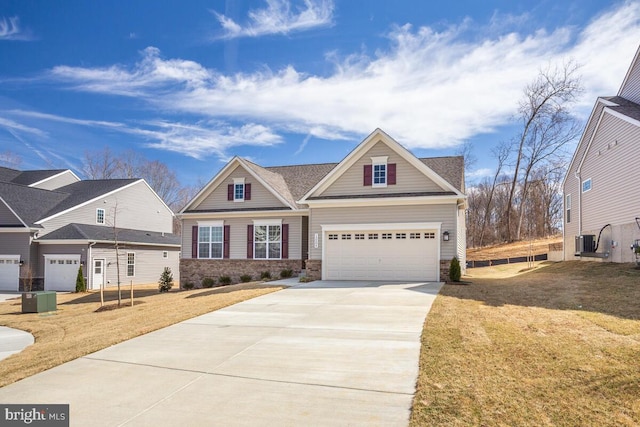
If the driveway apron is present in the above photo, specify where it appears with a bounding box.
[0,280,441,426]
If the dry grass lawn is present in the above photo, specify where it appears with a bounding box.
[411,261,640,426]
[0,283,283,388]
[467,235,562,261]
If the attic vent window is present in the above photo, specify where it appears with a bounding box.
[582,178,592,193]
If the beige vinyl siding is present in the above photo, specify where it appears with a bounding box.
[308,204,457,260]
[31,171,79,190]
[620,57,640,104]
[182,215,304,260]
[457,206,466,268]
[0,232,30,265]
[37,243,87,278]
[0,201,22,225]
[38,181,173,236]
[319,141,444,197]
[194,165,287,211]
[90,244,180,287]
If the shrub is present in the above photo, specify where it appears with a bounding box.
[449,257,461,282]
[201,277,216,288]
[280,269,293,278]
[260,271,272,280]
[75,265,86,293]
[158,267,174,292]
[219,275,232,285]
[182,281,195,290]
[239,274,252,283]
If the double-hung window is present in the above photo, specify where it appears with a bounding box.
[371,156,388,187]
[198,223,224,259]
[96,208,105,224]
[126,252,135,277]
[254,223,281,259]
[234,178,245,202]
[566,194,571,223]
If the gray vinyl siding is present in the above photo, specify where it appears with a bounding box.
[563,100,607,260]
[308,204,458,260]
[37,243,87,278]
[564,111,640,260]
[31,171,79,190]
[90,244,180,287]
[194,165,287,211]
[181,215,303,260]
[620,56,640,104]
[319,141,443,197]
[38,181,173,236]
[0,232,30,265]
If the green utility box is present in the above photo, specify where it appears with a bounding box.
[22,291,57,313]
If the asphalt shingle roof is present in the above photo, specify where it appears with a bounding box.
[602,96,640,122]
[38,223,180,246]
[0,182,67,227]
[10,169,69,186]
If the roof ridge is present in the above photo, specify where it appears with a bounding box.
[70,223,90,239]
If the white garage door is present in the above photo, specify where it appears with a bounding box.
[324,229,439,281]
[44,255,81,291]
[0,255,20,291]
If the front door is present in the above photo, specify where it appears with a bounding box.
[92,259,105,290]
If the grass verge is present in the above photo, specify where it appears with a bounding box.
[0,283,283,388]
[411,261,640,426]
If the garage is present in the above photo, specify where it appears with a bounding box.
[44,255,81,291]
[323,225,440,281]
[0,255,20,291]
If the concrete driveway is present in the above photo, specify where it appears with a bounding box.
[0,280,441,426]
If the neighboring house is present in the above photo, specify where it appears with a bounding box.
[563,45,640,262]
[0,166,180,292]
[179,129,466,284]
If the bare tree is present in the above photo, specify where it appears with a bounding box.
[455,141,477,177]
[504,61,582,241]
[83,147,120,179]
[0,150,22,169]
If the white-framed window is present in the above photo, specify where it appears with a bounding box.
[254,223,281,259]
[328,234,338,240]
[96,208,105,224]
[368,233,379,239]
[234,178,245,202]
[355,233,365,240]
[410,232,421,239]
[126,252,135,277]
[424,232,435,239]
[396,233,407,239]
[341,234,352,240]
[198,224,224,259]
[382,233,392,239]
[582,178,592,193]
[371,156,388,187]
[566,194,571,223]
[163,251,169,259]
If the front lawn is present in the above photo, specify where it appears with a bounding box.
[411,261,640,426]
[0,283,283,388]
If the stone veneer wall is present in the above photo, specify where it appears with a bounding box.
[440,259,451,282]
[180,259,304,287]
[305,259,322,280]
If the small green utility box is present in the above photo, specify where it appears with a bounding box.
[22,291,57,313]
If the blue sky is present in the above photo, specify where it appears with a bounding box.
[1,1,640,187]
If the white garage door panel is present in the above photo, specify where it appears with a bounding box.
[44,255,81,291]
[325,230,438,281]
[0,255,20,291]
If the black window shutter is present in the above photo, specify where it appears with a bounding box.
[247,224,254,259]
[227,184,234,201]
[245,183,251,200]
[223,225,230,259]
[363,164,372,186]
[388,163,396,185]
[191,225,198,258]
[282,223,289,259]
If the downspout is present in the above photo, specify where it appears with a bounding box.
[574,169,582,235]
[88,241,96,289]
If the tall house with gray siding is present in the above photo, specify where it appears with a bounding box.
[563,45,640,262]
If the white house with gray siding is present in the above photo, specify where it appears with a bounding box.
[179,128,466,284]
[0,167,179,292]
[563,45,640,262]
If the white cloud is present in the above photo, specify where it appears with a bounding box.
[214,0,334,39]
[0,16,33,41]
[0,117,47,137]
[466,168,494,180]
[44,2,640,157]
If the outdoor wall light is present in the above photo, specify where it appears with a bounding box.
[443,231,450,242]
[19,260,24,266]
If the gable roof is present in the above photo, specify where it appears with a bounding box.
[0,182,68,227]
[0,167,74,187]
[299,128,465,202]
[181,129,465,214]
[37,223,180,246]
